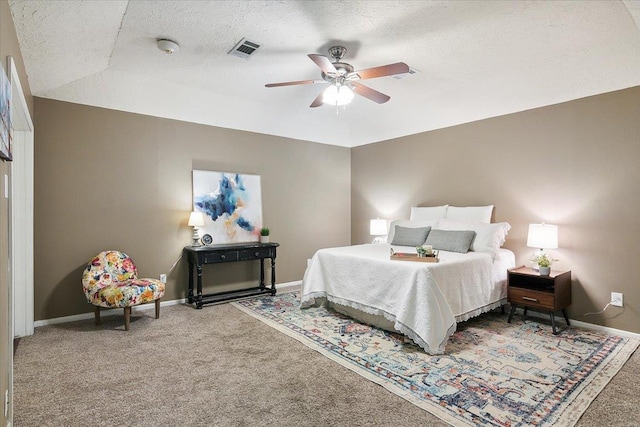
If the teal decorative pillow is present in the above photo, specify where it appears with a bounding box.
[390,226,431,246]
[425,229,476,253]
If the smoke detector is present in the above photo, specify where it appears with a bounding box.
[157,39,180,54]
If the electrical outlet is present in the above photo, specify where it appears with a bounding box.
[160,274,167,283]
[611,292,623,307]
[4,389,8,417]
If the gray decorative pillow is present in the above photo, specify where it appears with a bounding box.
[390,226,431,246]
[425,229,476,253]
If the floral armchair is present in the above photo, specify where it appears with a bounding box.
[82,250,165,330]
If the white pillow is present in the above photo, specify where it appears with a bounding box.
[409,205,448,221]
[437,220,511,258]
[387,220,439,244]
[445,205,494,223]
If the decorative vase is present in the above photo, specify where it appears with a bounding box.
[260,235,269,243]
[539,266,551,276]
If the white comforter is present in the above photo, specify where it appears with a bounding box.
[301,244,514,354]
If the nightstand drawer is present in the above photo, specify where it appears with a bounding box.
[508,287,554,310]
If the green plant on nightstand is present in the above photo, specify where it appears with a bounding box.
[531,252,558,276]
[260,227,270,243]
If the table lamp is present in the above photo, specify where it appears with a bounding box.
[188,211,205,246]
[370,218,387,244]
[527,223,558,268]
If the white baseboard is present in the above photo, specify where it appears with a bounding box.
[276,280,301,292]
[33,281,303,329]
[515,309,640,339]
[33,282,637,339]
[33,298,188,328]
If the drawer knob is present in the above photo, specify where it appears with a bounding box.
[522,296,538,302]
[220,255,226,260]
[255,252,260,257]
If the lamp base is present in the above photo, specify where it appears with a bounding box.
[191,228,201,246]
[371,236,386,244]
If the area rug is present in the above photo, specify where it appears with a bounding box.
[232,292,639,427]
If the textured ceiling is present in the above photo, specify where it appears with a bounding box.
[9,0,640,147]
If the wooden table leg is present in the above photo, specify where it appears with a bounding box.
[188,261,194,304]
[124,306,131,331]
[508,304,517,323]
[562,309,570,326]
[196,264,203,309]
[550,312,558,335]
[270,257,277,295]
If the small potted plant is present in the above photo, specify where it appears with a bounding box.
[260,227,270,243]
[416,245,433,257]
[531,252,557,276]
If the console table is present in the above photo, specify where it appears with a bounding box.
[184,242,279,309]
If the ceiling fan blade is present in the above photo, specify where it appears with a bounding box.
[352,62,410,80]
[308,54,337,74]
[351,82,391,104]
[309,91,325,108]
[265,79,321,88]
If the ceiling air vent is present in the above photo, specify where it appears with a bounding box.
[229,38,261,59]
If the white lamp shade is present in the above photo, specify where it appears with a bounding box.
[527,223,558,249]
[370,219,387,236]
[188,211,205,227]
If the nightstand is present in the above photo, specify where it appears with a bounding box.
[507,266,572,334]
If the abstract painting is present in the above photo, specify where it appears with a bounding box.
[192,170,263,244]
[0,63,11,161]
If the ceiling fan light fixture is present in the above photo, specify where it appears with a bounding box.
[323,84,354,106]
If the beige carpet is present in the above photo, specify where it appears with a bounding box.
[13,302,640,426]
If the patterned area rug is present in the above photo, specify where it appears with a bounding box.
[232,292,639,427]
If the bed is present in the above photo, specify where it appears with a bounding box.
[301,206,515,354]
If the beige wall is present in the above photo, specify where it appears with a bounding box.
[352,86,640,333]
[1,0,33,425]
[31,86,640,334]
[34,98,351,320]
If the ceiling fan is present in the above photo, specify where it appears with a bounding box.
[265,46,410,108]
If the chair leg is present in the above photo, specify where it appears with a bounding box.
[94,306,101,325]
[155,299,161,319]
[124,306,131,331]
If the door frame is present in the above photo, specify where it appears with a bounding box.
[9,56,34,339]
